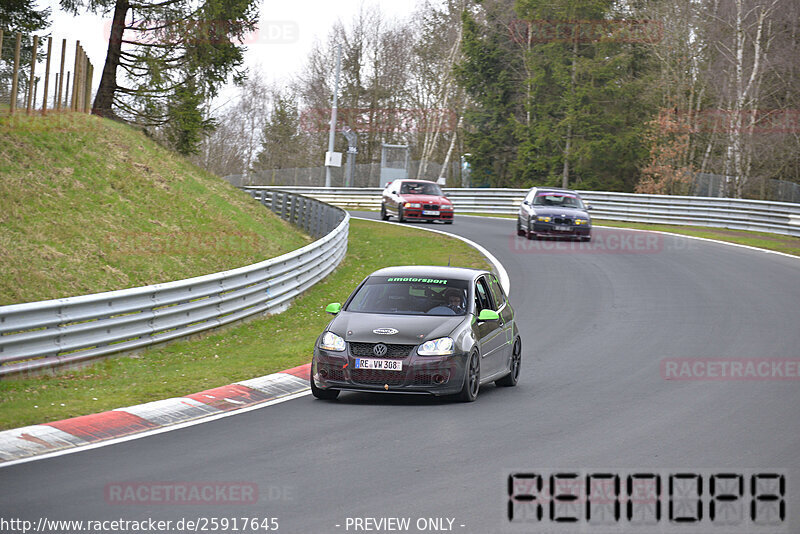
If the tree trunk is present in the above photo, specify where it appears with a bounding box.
[92,0,129,118]
[562,38,578,189]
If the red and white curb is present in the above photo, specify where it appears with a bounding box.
[0,364,311,465]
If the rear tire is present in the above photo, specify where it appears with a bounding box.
[311,376,340,400]
[458,351,480,402]
[380,203,389,221]
[496,338,521,387]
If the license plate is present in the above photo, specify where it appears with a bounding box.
[554,225,571,231]
[422,210,440,215]
[354,358,403,371]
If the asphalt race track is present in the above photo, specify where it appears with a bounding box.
[2,214,799,533]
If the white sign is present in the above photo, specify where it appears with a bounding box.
[325,151,343,167]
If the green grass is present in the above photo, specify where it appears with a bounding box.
[0,112,311,305]
[459,213,800,257]
[0,219,491,430]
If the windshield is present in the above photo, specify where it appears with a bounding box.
[533,192,584,209]
[346,276,469,316]
[399,182,443,196]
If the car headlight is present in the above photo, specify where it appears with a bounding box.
[418,337,454,356]
[320,331,346,352]
[404,202,421,208]
[441,205,453,210]
[575,218,588,225]
[537,216,551,222]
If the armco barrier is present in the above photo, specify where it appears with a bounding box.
[0,191,348,376]
[242,186,800,238]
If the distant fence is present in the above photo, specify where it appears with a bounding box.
[243,186,800,238]
[238,160,462,189]
[694,173,800,204]
[0,192,348,376]
[0,30,95,114]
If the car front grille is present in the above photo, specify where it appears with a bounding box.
[423,204,439,210]
[553,217,572,225]
[349,342,415,358]
[351,369,405,385]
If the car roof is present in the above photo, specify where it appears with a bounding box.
[368,265,488,281]
[391,179,438,185]
[530,187,580,195]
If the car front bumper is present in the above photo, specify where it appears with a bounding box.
[532,222,591,238]
[312,347,467,396]
[402,208,454,221]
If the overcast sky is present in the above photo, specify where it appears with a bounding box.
[35,0,422,106]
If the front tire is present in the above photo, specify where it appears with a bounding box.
[496,338,521,387]
[398,206,406,223]
[311,377,340,400]
[380,203,389,221]
[526,222,538,240]
[517,219,526,236]
[458,351,480,402]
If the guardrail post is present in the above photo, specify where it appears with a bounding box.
[281,194,289,220]
[290,195,298,226]
[315,201,323,237]
[272,192,281,214]
[300,198,309,233]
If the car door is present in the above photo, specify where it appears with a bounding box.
[473,275,505,377]
[487,274,514,370]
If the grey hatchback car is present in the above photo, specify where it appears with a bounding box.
[311,266,521,402]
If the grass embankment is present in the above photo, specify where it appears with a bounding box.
[459,213,800,257]
[0,219,490,430]
[0,112,311,305]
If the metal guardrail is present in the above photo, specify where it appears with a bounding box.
[0,191,348,376]
[243,186,800,238]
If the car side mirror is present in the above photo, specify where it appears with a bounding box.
[325,302,342,315]
[586,204,593,210]
[477,309,500,322]
[522,200,529,206]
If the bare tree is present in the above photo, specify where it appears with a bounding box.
[192,72,272,176]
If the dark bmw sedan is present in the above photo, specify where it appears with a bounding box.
[311,266,521,402]
[517,187,592,241]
